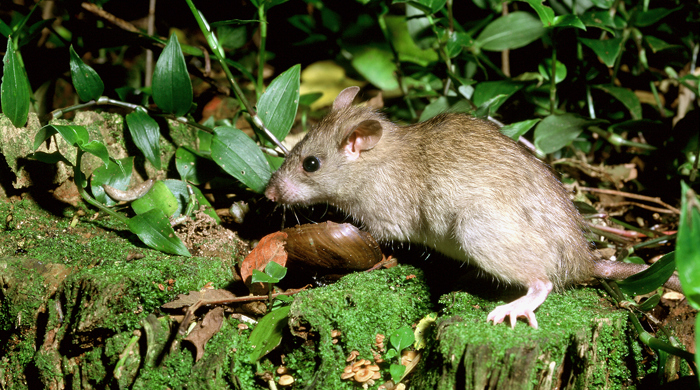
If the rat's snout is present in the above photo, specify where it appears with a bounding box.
[264,182,279,202]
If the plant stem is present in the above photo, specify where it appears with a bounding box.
[257,5,267,98]
[74,149,129,225]
[549,41,557,115]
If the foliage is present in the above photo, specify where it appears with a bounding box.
[0,0,698,385]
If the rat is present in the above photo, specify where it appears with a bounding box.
[265,86,681,329]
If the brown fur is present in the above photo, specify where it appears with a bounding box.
[266,93,595,291]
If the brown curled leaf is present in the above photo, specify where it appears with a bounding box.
[240,231,288,295]
[283,222,382,271]
[184,306,225,362]
[161,288,237,309]
[102,178,155,201]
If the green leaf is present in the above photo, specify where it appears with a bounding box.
[175,146,216,185]
[538,59,567,84]
[633,7,680,28]
[418,96,449,122]
[386,14,438,66]
[90,157,134,206]
[41,124,89,146]
[351,45,399,90]
[475,12,546,52]
[676,183,700,310]
[579,10,616,34]
[533,114,601,154]
[475,94,510,117]
[265,261,287,280]
[256,64,301,146]
[1,37,31,128]
[29,151,73,166]
[644,36,679,53]
[299,92,323,107]
[594,85,642,120]
[445,31,475,58]
[126,108,162,169]
[33,125,59,150]
[521,0,555,27]
[389,326,415,352]
[131,180,179,217]
[252,269,279,284]
[127,208,191,257]
[552,14,586,30]
[163,179,220,223]
[152,33,193,116]
[390,364,407,383]
[248,306,291,362]
[395,0,447,15]
[500,119,540,140]
[80,140,110,168]
[211,127,271,193]
[579,37,622,67]
[473,80,523,108]
[69,45,104,102]
[618,252,676,296]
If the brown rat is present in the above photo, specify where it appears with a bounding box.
[265,86,680,329]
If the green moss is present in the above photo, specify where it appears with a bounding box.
[286,265,433,388]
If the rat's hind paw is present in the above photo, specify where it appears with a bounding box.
[486,279,553,329]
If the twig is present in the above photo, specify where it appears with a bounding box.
[579,187,680,214]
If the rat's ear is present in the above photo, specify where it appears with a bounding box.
[341,120,383,160]
[332,86,361,110]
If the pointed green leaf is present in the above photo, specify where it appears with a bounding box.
[500,119,541,140]
[29,151,74,166]
[633,7,680,28]
[594,85,642,120]
[475,94,510,117]
[676,182,700,310]
[475,12,546,52]
[69,45,104,102]
[211,126,271,193]
[256,64,301,145]
[579,37,622,67]
[42,124,89,146]
[252,269,280,284]
[153,33,193,116]
[618,252,676,296]
[579,10,616,34]
[175,146,217,185]
[33,125,59,150]
[521,0,555,27]
[351,46,399,91]
[552,14,586,30]
[265,260,287,280]
[131,180,179,216]
[126,108,162,169]
[91,157,134,206]
[163,179,219,223]
[248,306,291,362]
[538,59,567,84]
[473,80,523,108]
[534,114,603,154]
[1,37,31,128]
[80,140,110,168]
[644,36,680,53]
[127,208,191,257]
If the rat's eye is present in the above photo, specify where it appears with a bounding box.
[302,156,321,172]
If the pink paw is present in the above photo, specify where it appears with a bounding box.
[487,303,539,329]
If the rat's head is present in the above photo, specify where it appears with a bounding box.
[265,87,386,206]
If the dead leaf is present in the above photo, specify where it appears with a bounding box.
[161,289,237,309]
[240,231,288,295]
[184,306,225,361]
